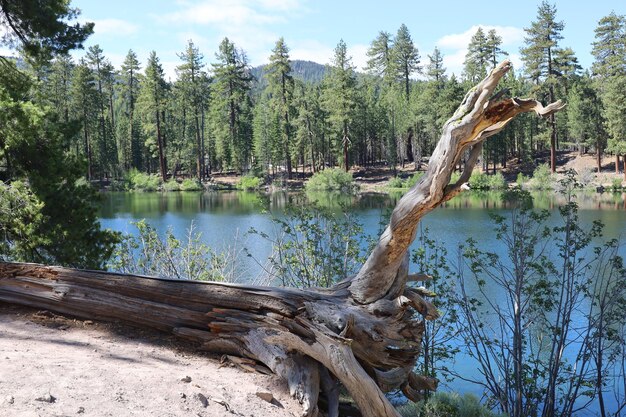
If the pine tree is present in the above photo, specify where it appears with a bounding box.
[464,27,489,82]
[366,31,394,81]
[211,38,253,172]
[70,59,98,179]
[485,29,508,69]
[119,50,141,171]
[567,74,605,170]
[265,37,295,178]
[392,24,420,100]
[138,51,168,181]
[177,40,206,179]
[592,12,626,174]
[520,1,565,172]
[323,39,357,171]
[426,47,446,84]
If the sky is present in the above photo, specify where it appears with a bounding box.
[33,1,626,79]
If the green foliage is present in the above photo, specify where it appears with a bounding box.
[404,171,425,188]
[468,171,490,190]
[126,168,161,191]
[0,0,93,59]
[611,177,624,191]
[454,174,626,416]
[388,176,404,188]
[163,179,180,191]
[305,168,357,192]
[247,204,368,288]
[0,59,118,269]
[180,178,203,191]
[108,220,236,281]
[398,392,504,417]
[0,181,46,261]
[529,163,554,190]
[516,172,529,187]
[488,172,507,190]
[469,171,508,190]
[237,175,263,191]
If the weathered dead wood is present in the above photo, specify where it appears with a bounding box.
[0,60,564,417]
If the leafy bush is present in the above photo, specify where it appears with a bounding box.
[468,171,490,190]
[180,178,203,191]
[488,172,507,190]
[611,177,623,191]
[108,220,240,282]
[305,168,357,192]
[237,175,263,191]
[247,204,369,288]
[404,171,425,188]
[529,163,554,190]
[398,392,504,417]
[516,172,529,187]
[163,179,180,191]
[126,168,161,191]
[109,179,128,191]
[388,176,404,189]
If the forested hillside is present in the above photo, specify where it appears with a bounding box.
[1,3,625,187]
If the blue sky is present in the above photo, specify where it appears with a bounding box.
[61,1,625,79]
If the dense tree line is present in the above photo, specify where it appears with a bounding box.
[5,2,624,183]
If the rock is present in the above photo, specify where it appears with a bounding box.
[255,391,274,403]
[179,392,187,399]
[84,320,94,325]
[4,395,14,405]
[180,375,192,383]
[77,406,85,413]
[35,393,56,403]
[194,393,208,408]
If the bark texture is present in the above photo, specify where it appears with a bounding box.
[0,60,564,417]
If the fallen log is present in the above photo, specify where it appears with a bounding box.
[0,60,564,417]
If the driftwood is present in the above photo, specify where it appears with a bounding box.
[0,61,564,417]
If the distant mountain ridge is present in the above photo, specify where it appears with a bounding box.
[250,59,327,89]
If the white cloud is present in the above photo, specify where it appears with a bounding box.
[289,40,369,71]
[349,44,369,72]
[289,40,333,65]
[89,19,139,36]
[437,25,524,50]
[158,0,303,26]
[436,25,525,77]
[157,0,308,67]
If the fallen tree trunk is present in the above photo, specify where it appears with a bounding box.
[0,61,564,417]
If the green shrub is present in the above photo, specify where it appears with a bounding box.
[610,177,623,191]
[109,179,128,191]
[516,172,529,187]
[388,176,404,189]
[237,175,263,191]
[530,163,554,190]
[126,169,161,191]
[468,171,490,190]
[404,172,425,188]
[163,180,180,191]
[180,178,203,191]
[488,172,507,190]
[305,168,357,192]
[398,392,504,417]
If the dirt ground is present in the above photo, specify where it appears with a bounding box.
[0,303,301,417]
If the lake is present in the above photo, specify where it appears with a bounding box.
[98,189,626,415]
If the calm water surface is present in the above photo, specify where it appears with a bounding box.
[98,190,626,414]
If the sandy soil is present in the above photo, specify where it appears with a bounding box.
[0,303,301,417]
